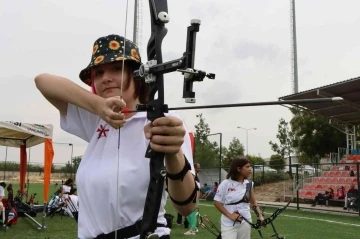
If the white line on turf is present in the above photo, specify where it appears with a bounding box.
[198,203,360,227]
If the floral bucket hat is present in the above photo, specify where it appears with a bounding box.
[79,34,142,86]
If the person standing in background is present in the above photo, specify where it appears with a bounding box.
[183,163,201,235]
[0,182,6,223]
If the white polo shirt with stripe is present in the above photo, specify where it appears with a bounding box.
[213,179,253,227]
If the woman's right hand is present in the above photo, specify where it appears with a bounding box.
[97,96,127,129]
[228,212,243,222]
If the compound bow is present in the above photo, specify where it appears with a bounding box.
[120,1,343,239]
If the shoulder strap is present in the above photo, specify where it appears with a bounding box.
[225,180,252,205]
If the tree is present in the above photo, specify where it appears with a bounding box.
[222,137,245,167]
[62,161,72,177]
[247,154,266,165]
[269,118,295,159]
[194,114,219,168]
[269,118,295,177]
[72,156,82,173]
[290,108,346,163]
[269,154,285,171]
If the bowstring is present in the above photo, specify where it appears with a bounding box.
[115,0,129,238]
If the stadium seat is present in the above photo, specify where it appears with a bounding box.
[303,184,311,190]
[313,177,321,183]
[338,178,346,184]
[299,190,307,197]
[332,166,339,171]
[325,177,332,184]
[330,178,338,184]
[348,155,356,160]
[345,178,353,184]
[305,191,313,198]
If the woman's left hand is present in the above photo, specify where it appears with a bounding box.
[259,215,266,227]
[144,116,186,155]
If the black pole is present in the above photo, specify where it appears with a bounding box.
[357,162,360,217]
[219,133,222,184]
[70,144,74,179]
[3,147,7,181]
[289,155,293,179]
[206,133,222,184]
[26,147,31,202]
[296,164,299,210]
[252,165,255,182]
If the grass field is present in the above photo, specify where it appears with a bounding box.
[1,183,360,239]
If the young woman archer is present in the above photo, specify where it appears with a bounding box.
[213,157,265,239]
[35,34,199,239]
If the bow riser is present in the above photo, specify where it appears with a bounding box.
[139,1,169,239]
[136,1,214,238]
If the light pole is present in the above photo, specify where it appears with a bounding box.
[3,146,7,181]
[237,127,257,156]
[53,142,74,178]
[206,133,222,184]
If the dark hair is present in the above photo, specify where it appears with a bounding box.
[0,182,6,188]
[64,178,74,186]
[226,157,250,181]
[70,187,77,195]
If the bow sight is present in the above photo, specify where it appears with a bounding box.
[134,19,215,104]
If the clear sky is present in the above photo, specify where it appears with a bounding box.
[1,0,359,165]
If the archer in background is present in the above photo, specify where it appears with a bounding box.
[213,157,264,239]
[34,34,199,239]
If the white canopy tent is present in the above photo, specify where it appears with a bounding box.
[0,121,54,231]
[0,121,53,148]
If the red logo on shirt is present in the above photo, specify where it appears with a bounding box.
[228,188,236,191]
[97,124,109,139]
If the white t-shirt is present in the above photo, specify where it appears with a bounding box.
[60,103,195,239]
[0,186,5,197]
[62,185,71,193]
[213,179,253,227]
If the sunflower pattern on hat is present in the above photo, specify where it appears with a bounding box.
[79,34,142,86]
